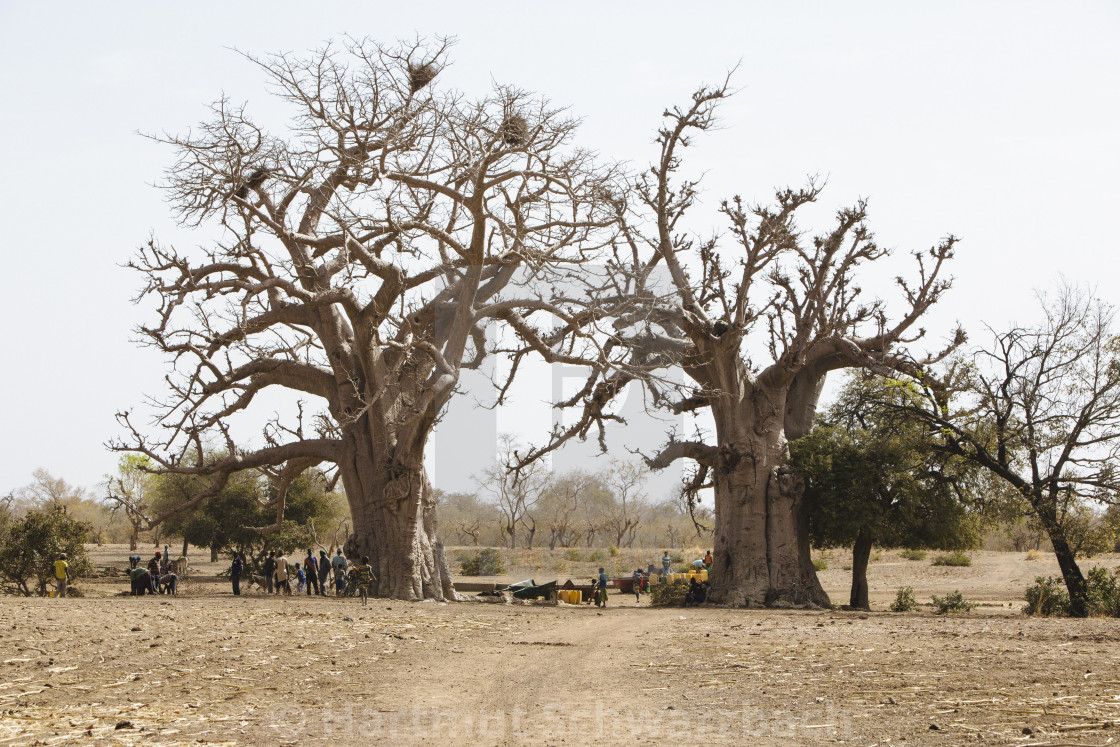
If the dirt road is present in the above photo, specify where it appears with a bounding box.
[2,590,1119,746]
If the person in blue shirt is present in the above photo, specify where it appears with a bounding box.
[596,567,609,608]
[331,550,348,595]
[303,549,320,596]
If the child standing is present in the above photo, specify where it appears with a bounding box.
[357,556,376,606]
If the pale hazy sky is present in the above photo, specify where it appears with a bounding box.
[1,2,1118,499]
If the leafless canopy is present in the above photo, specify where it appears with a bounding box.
[110,38,617,528]
[516,77,960,495]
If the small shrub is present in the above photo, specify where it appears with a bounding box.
[931,551,972,567]
[608,546,619,557]
[650,578,688,607]
[1085,566,1120,617]
[1025,549,1043,561]
[670,552,685,564]
[1024,575,1070,616]
[890,586,919,612]
[564,549,583,562]
[589,550,603,563]
[812,557,828,571]
[869,551,882,563]
[458,548,505,576]
[899,549,927,561]
[841,564,852,571]
[931,590,977,614]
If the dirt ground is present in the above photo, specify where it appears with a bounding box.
[1,549,1118,746]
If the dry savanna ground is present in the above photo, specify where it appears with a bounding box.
[1,547,1119,746]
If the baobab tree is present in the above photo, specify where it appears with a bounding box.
[112,39,615,600]
[518,81,959,606]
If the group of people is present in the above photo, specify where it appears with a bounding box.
[586,549,714,608]
[229,548,377,604]
[127,548,177,596]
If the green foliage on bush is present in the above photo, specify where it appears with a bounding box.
[607,545,620,557]
[812,557,828,571]
[1085,566,1120,617]
[0,505,93,596]
[589,550,603,563]
[670,552,685,564]
[563,549,583,562]
[931,551,972,567]
[458,547,505,576]
[1025,567,1120,617]
[890,586,919,612]
[899,549,927,560]
[1024,575,1070,616]
[650,578,688,607]
[931,590,977,614]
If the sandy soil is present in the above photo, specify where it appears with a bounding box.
[1,548,1118,746]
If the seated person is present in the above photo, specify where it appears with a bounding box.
[683,577,707,607]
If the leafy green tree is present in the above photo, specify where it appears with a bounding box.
[157,471,340,569]
[792,376,978,609]
[0,505,93,596]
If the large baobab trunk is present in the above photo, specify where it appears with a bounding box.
[340,444,455,601]
[708,399,829,608]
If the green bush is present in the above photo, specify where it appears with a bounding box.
[1086,566,1120,617]
[670,552,685,564]
[931,590,977,614]
[650,578,688,607]
[608,545,619,557]
[899,549,927,561]
[458,547,505,576]
[812,557,828,571]
[563,549,583,562]
[931,551,972,567]
[1024,575,1070,617]
[0,505,93,596]
[1026,568,1120,617]
[589,550,603,563]
[890,586,919,612]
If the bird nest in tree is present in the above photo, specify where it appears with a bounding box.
[499,114,529,147]
[408,62,440,93]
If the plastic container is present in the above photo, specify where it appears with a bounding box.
[569,590,581,605]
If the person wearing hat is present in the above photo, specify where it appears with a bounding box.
[53,553,69,599]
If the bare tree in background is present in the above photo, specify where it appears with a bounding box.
[479,435,550,549]
[601,460,649,548]
[887,284,1120,617]
[521,80,959,606]
[112,39,615,600]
